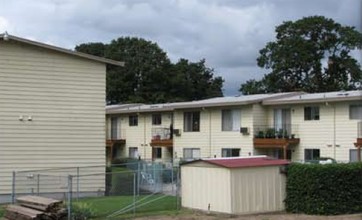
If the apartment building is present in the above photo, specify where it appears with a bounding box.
[105,90,362,163]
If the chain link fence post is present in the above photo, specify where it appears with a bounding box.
[11,171,16,204]
[37,174,40,196]
[67,175,73,220]
[133,172,136,217]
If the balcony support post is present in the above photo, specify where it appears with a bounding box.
[358,145,361,162]
[283,144,288,160]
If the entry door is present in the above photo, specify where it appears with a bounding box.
[274,109,291,135]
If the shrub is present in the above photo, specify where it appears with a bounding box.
[72,203,95,220]
[285,162,362,215]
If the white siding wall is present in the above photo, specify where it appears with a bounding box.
[231,166,286,214]
[265,101,360,161]
[181,164,231,213]
[108,112,173,160]
[173,106,255,159]
[0,41,106,194]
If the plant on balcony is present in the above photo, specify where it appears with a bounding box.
[291,134,295,139]
[283,129,289,139]
[265,128,276,138]
[277,129,284,139]
[255,130,265,138]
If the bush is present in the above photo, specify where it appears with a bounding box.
[72,203,95,220]
[285,162,362,215]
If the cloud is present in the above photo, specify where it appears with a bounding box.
[0,0,360,96]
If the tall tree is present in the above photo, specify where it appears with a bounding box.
[240,16,362,95]
[76,37,223,104]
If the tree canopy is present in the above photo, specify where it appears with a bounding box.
[240,16,362,95]
[76,37,223,104]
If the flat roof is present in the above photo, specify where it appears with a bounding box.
[182,156,289,168]
[263,90,362,105]
[106,92,301,114]
[0,33,124,66]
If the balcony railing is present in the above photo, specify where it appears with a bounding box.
[151,127,173,147]
[106,128,126,140]
[152,127,172,140]
[253,124,299,139]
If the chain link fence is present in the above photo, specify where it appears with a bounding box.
[12,160,181,219]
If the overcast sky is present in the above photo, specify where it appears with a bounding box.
[0,0,361,96]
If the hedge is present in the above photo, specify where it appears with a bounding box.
[285,162,362,215]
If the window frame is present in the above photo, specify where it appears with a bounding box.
[183,148,201,159]
[349,104,362,120]
[304,148,320,161]
[221,148,240,157]
[183,111,200,132]
[153,147,162,159]
[221,109,241,132]
[152,114,162,125]
[129,115,138,126]
[304,106,320,121]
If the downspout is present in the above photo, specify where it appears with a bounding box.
[143,114,147,159]
[209,109,212,158]
[333,104,336,160]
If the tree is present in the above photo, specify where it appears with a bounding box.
[240,16,362,95]
[76,37,224,104]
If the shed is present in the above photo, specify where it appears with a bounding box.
[181,156,289,214]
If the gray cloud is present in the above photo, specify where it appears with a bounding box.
[0,0,360,96]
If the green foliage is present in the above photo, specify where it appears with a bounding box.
[0,205,4,218]
[240,16,362,95]
[71,203,95,220]
[285,163,362,215]
[76,37,223,104]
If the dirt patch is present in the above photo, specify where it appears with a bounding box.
[134,211,362,220]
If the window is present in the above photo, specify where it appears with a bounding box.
[304,106,320,120]
[349,105,362,119]
[304,149,320,161]
[152,114,162,125]
[129,115,138,126]
[129,147,138,159]
[184,112,200,132]
[350,149,362,162]
[153,148,162,159]
[222,148,240,157]
[110,117,118,139]
[222,109,241,131]
[183,148,200,159]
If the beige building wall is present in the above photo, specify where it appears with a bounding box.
[0,41,106,194]
[264,101,361,161]
[106,112,173,160]
[230,166,286,214]
[181,163,231,213]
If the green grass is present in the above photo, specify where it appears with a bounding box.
[74,195,180,219]
[0,205,5,218]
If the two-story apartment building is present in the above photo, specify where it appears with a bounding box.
[106,90,362,163]
[0,34,123,199]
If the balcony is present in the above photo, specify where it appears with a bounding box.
[150,127,173,147]
[253,124,300,148]
[106,128,126,147]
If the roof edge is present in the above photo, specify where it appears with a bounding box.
[0,34,124,66]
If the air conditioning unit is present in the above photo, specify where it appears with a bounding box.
[173,129,181,136]
[240,127,249,135]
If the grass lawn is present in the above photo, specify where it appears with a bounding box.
[74,195,180,219]
[0,205,4,218]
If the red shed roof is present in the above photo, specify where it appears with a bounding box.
[183,156,289,168]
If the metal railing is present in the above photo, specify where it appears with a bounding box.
[107,128,126,140]
[254,124,299,139]
[151,127,171,140]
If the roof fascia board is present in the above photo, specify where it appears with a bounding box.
[0,34,124,66]
[263,96,362,105]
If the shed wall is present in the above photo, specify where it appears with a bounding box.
[230,166,286,214]
[181,165,231,213]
